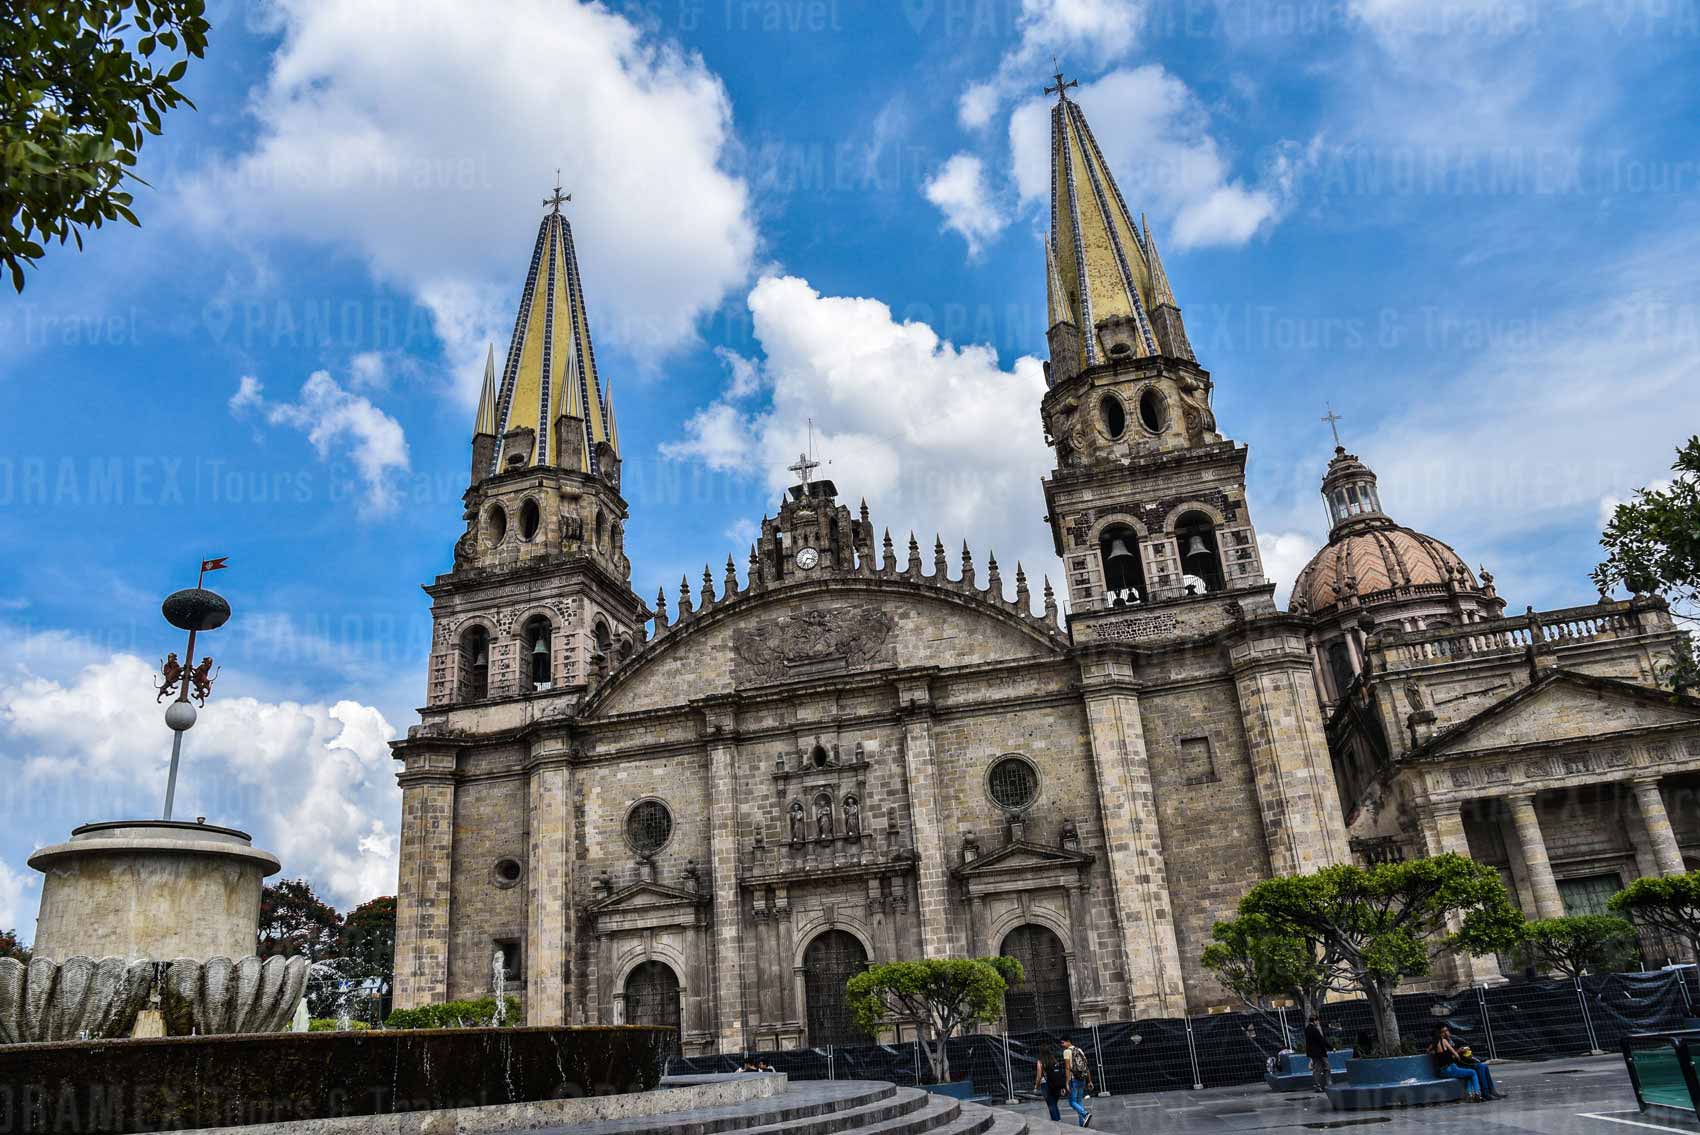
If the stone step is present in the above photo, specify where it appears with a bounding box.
[554,1079,896,1135]
[905,1098,1003,1135]
[976,1107,1033,1135]
[805,1093,965,1135]
[735,1086,932,1135]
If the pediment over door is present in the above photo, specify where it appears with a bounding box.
[953,840,1095,897]
[587,881,709,934]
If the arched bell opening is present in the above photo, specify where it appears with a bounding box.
[460,625,490,700]
[523,615,554,690]
[592,616,612,659]
[1174,511,1225,595]
[1098,524,1144,606]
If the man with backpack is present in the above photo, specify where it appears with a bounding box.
[1060,1038,1093,1126]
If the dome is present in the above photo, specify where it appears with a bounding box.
[1292,520,1477,615]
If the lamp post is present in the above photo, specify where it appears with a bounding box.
[157,557,230,820]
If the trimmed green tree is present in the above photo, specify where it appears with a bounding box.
[1609,873,1700,959]
[1518,915,1638,979]
[1202,913,1346,1023]
[3,1,211,290]
[1594,435,1700,692]
[846,957,1022,1083]
[1239,855,1524,1052]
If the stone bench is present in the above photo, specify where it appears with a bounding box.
[1264,1049,1353,1092]
[1324,1055,1466,1110]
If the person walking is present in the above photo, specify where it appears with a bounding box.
[1034,1046,1066,1123]
[1303,1015,1332,1094]
[1430,1023,1484,1102]
[1060,1038,1093,1127]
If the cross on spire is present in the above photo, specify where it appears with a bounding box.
[1045,59,1078,101]
[1321,406,1344,448]
[543,169,570,215]
[788,451,819,490]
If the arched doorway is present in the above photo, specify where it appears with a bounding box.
[1001,925,1074,1034]
[624,961,682,1055]
[803,930,868,1045]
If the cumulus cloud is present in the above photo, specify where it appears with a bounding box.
[184,0,756,393]
[230,372,410,515]
[664,275,1059,592]
[0,632,399,910]
[1258,531,1322,609]
[1010,67,1292,249]
[959,0,1147,128]
[0,860,33,937]
[923,154,1008,257]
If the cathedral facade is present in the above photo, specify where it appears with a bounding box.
[390,88,1698,1052]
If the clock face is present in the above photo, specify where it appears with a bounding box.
[796,547,820,570]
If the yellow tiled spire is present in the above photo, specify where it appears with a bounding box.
[1046,74,1171,369]
[490,185,617,474]
[1141,213,1177,309]
[473,343,498,436]
[1044,235,1074,330]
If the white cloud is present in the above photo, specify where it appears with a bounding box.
[1599,481,1671,530]
[184,0,756,395]
[230,371,410,515]
[0,860,33,936]
[959,0,1148,128]
[664,275,1059,595]
[923,154,1008,257]
[0,633,399,911]
[1258,531,1321,609]
[1010,67,1290,249]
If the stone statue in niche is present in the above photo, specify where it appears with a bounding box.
[789,801,805,844]
[843,795,861,838]
[815,793,834,840]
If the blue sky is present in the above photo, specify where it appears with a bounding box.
[3,0,1699,933]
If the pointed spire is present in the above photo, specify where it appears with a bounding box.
[678,575,693,617]
[933,536,948,577]
[986,551,1000,594]
[1141,213,1177,309]
[882,528,896,572]
[960,540,975,586]
[490,187,618,472]
[474,344,498,436]
[1015,562,1030,608]
[701,565,715,605]
[655,586,669,629]
[1044,236,1074,330]
[725,554,739,596]
[1043,576,1059,624]
[907,532,922,574]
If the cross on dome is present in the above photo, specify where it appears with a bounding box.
[1321,406,1344,448]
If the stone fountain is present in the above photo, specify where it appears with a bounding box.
[0,565,307,1043]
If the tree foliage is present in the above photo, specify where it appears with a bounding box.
[1610,873,1700,959]
[338,895,397,981]
[258,877,343,962]
[1237,855,1523,1052]
[385,996,519,1031]
[846,957,1022,1083]
[1594,436,1700,692]
[1202,913,1345,1024]
[0,929,29,963]
[1518,915,1638,980]
[2,0,210,290]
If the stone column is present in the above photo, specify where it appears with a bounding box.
[1507,792,1565,919]
[1078,651,1187,1017]
[1067,881,1101,1002]
[754,897,780,1027]
[775,887,796,1028]
[393,744,457,1008]
[1633,778,1687,876]
[701,700,747,1053]
[895,675,957,957]
[1229,623,1351,876]
[1417,801,1503,986]
[524,731,575,1024]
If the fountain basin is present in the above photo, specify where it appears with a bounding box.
[0,1025,673,1134]
[28,821,279,962]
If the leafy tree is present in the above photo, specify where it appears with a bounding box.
[1202,913,1346,1025]
[258,877,343,961]
[3,1,211,290]
[0,928,29,963]
[339,895,396,980]
[1594,436,1700,692]
[1239,855,1523,1052]
[1610,873,1700,960]
[846,957,1022,1083]
[385,996,520,1030]
[1518,915,1638,980]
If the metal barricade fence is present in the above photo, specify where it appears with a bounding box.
[664,968,1694,1094]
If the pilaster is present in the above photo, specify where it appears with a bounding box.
[895,673,957,958]
[700,698,747,1052]
[1077,651,1186,1016]
[393,744,458,1008]
[524,730,575,1024]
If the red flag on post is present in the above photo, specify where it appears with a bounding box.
[201,557,229,573]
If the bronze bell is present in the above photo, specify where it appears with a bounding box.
[1106,537,1135,563]
[1183,534,1211,559]
[531,635,549,656]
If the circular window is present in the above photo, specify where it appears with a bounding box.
[1099,394,1126,439]
[518,498,541,541]
[492,857,523,889]
[1138,388,1165,433]
[485,504,508,545]
[626,799,674,855]
[987,756,1039,812]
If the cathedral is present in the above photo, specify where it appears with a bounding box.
[390,83,1700,1053]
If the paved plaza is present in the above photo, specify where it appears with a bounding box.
[1001,1054,1690,1134]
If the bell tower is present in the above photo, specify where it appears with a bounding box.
[1037,76,1268,631]
[425,184,646,706]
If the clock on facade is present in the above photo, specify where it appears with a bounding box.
[795,547,820,569]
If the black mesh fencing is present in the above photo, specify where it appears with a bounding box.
[663,969,1692,1095]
